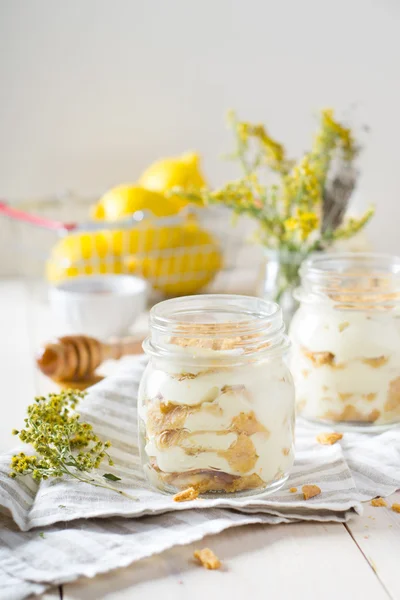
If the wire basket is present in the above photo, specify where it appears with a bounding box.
[0,193,262,297]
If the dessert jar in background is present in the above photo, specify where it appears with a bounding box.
[138,294,295,497]
[290,253,400,430]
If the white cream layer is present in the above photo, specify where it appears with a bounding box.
[139,357,295,481]
[290,306,400,424]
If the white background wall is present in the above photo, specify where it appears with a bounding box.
[1,0,400,252]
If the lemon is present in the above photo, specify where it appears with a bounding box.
[101,223,183,257]
[90,203,105,220]
[46,224,183,283]
[46,231,114,282]
[139,152,206,210]
[50,232,109,263]
[90,184,178,222]
[125,223,222,296]
[46,258,125,282]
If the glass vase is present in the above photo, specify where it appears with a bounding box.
[257,250,306,325]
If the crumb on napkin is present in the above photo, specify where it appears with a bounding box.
[194,548,221,570]
[391,503,400,513]
[316,432,343,445]
[370,497,387,507]
[302,485,321,500]
[289,487,298,493]
[173,487,199,502]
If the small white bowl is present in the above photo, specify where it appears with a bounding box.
[49,275,148,340]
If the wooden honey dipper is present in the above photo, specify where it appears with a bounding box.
[36,335,144,388]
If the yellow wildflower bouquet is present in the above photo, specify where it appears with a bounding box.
[177,109,372,252]
[172,108,373,309]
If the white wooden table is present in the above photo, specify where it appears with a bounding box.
[1,279,399,600]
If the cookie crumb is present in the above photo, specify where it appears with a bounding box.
[370,497,387,507]
[193,548,221,570]
[391,503,400,513]
[316,432,343,445]
[173,487,199,502]
[302,485,321,500]
[362,356,389,368]
[289,487,298,493]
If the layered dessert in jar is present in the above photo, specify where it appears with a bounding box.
[290,253,400,429]
[138,295,295,496]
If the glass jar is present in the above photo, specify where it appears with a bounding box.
[138,294,295,497]
[290,253,400,430]
[257,249,306,325]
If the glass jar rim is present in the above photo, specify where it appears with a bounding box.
[143,294,289,363]
[295,252,400,309]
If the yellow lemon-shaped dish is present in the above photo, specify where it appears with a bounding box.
[46,258,125,282]
[125,223,222,296]
[46,222,184,283]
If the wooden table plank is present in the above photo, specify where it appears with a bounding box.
[41,591,61,600]
[60,522,389,600]
[345,490,400,599]
[26,281,63,396]
[0,279,38,452]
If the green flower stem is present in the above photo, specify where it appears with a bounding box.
[51,444,139,501]
[270,254,302,307]
[60,464,138,501]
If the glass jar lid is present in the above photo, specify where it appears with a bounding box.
[143,294,289,364]
[295,252,400,310]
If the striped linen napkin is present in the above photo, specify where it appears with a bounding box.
[0,355,399,600]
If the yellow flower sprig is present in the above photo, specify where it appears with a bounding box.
[173,172,321,251]
[311,108,357,184]
[282,155,323,214]
[226,110,293,175]
[10,390,137,500]
[284,212,319,242]
[171,108,373,254]
[324,207,375,242]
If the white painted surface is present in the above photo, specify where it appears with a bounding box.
[0,280,37,452]
[345,490,400,600]
[61,522,389,600]
[1,279,399,599]
[1,0,400,254]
